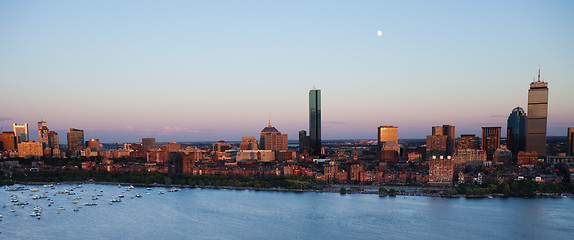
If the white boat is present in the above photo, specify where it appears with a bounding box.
[118,195,124,198]
[146,188,152,190]
[30,187,40,192]
[58,207,65,210]
[111,198,122,203]
[135,194,143,198]
[92,196,99,200]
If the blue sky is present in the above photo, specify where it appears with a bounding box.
[1,0,573,142]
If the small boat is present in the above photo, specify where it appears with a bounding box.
[135,194,143,198]
[118,195,124,198]
[91,196,99,200]
[72,200,78,204]
[146,188,152,190]
[146,192,151,195]
[30,187,40,192]
[73,208,79,212]
[30,212,41,217]
[84,203,97,206]
[158,190,164,195]
[58,207,65,210]
[128,185,135,189]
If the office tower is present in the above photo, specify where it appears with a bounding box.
[166,142,182,152]
[13,123,29,143]
[568,127,574,156]
[260,122,288,151]
[67,128,84,157]
[240,137,258,150]
[142,138,156,151]
[47,131,59,149]
[482,127,501,160]
[309,88,321,156]
[87,139,100,151]
[526,69,549,157]
[38,121,49,148]
[429,156,453,185]
[298,130,310,154]
[507,107,527,158]
[453,149,487,165]
[456,134,479,150]
[426,135,448,158]
[432,125,455,156]
[0,131,17,151]
[377,126,399,152]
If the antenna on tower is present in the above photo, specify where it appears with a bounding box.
[538,65,541,82]
[268,113,271,127]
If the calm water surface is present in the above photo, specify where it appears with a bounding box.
[0,184,572,239]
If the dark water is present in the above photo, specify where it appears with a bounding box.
[0,184,572,239]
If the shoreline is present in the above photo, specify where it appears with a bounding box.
[8,181,573,199]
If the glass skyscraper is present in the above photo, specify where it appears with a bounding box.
[526,71,548,157]
[507,107,526,159]
[309,89,321,156]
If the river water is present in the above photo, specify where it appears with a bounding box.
[0,184,572,239]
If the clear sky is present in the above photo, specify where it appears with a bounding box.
[1,0,573,143]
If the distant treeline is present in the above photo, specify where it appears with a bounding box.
[443,179,574,198]
[5,170,325,190]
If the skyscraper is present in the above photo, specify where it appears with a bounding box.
[67,128,84,157]
[378,126,399,152]
[298,130,309,154]
[568,127,574,156]
[260,122,288,151]
[309,88,321,156]
[47,131,59,150]
[526,69,549,157]
[38,121,49,148]
[13,123,29,143]
[482,127,501,160]
[432,125,455,156]
[507,107,526,159]
[142,138,156,151]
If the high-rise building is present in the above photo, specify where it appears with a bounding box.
[87,139,100,151]
[260,122,288,151]
[0,131,17,151]
[377,126,399,152]
[38,121,49,148]
[429,156,453,185]
[67,128,84,157]
[142,138,156,151]
[568,127,574,156]
[526,69,549,157]
[309,88,321,156]
[240,137,258,150]
[482,127,501,160]
[456,134,479,150]
[166,142,182,152]
[432,125,455,156]
[507,107,526,159]
[426,135,448,158]
[47,131,59,150]
[298,130,309,154]
[13,123,29,143]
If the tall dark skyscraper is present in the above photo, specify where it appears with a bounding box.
[482,126,501,160]
[568,127,574,156]
[526,69,548,157]
[309,88,321,156]
[507,107,526,159]
[67,128,84,157]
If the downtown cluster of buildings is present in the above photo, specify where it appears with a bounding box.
[1,78,574,186]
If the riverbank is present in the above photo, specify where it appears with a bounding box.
[9,180,574,199]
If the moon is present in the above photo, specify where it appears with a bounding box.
[377,30,382,37]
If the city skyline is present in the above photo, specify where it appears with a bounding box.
[1,1,573,142]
